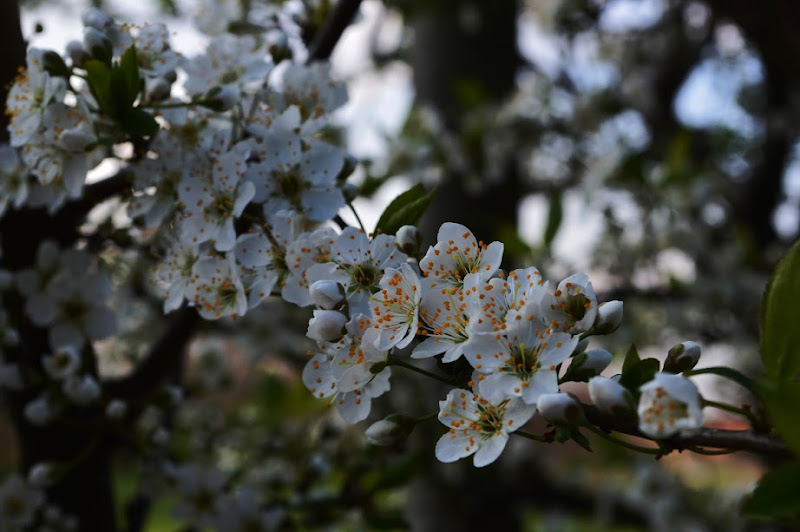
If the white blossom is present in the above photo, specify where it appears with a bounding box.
[638,373,704,438]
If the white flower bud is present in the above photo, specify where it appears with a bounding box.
[574,337,590,355]
[562,348,612,382]
[146,76,172,101]
[638,372,703,438]
[307,310,347,342]
[63,374,100,405]
[365,415,415,446]
[664,341,701,373]
[342,182,359,203]
[83,27,111,57]
[105,399,127,419]
[152,428,170,446]
[309,280,345,310]
[537,393,582,423]
[588,376,633,415]
[66,40,89,67]
[165,385,183,405]
[204,85,239,112]
[24,396,56,426]
[594,300,623,334]
[396,225,421,255]
[582,349,613,373]
[81,7,114,30]
[27,463,56,488]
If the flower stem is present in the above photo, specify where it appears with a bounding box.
[386,357,453,386]
[514,430,549,442]
[387,357,455,385]
[347,201,367,235]
[703,399,761,429]
[584,424,664,456]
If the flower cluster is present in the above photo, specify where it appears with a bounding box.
[0,7,733,531]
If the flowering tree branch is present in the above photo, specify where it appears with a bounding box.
[582,404,793,460]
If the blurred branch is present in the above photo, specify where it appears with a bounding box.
[583,404,794,461]
[104,306,200,401]
[306,0,363,62]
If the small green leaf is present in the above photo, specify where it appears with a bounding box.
[620,356,660,392]
[760,239,800,380]
[621,344,640,374]
[112,45,141,111]
[543,190,563,248]
[84,60,113,116]
[374,183,433,236]
[759,379,800,455]
[742,461,800,518]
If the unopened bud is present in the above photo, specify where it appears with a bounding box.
[396,225,421,255]
[105,399,127,419]
[63,374,100,405]
[66,40,89,67]
[24,396,56,426]
[561,348,612,382]
[582,349,613,373]
[58,126,94,152]
[588,376,634,415]
[309,280,345,310]
[664,341,701,373]
[307,310,347,342]
[203,85,239,112]
[163,69,178,84]
[266,29,291,63]
[594,300,623,335]
[574,337,590,355]
[365,414,416,445]
[28,462,57,488]
[537,393,583,424]
[83,27,112,62]
[342,182,359,203]
[81,7,114,31]
[146,76,172,101]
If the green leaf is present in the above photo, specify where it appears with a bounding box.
[543,190,563,248]
[759,379,800,455]
[621,344,640,374]
[121,109,159,137]
[742,460,800,518]
[84,60,114,117]
[374,183,433,236]
[112,45,141,111]
[620,355,660,392]
[760,239,800,379]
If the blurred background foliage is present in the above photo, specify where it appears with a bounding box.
[6,0,800,529]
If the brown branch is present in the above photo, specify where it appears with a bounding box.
[583,404,794,461]
[104,306,200,400]
[306,0,362,63]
